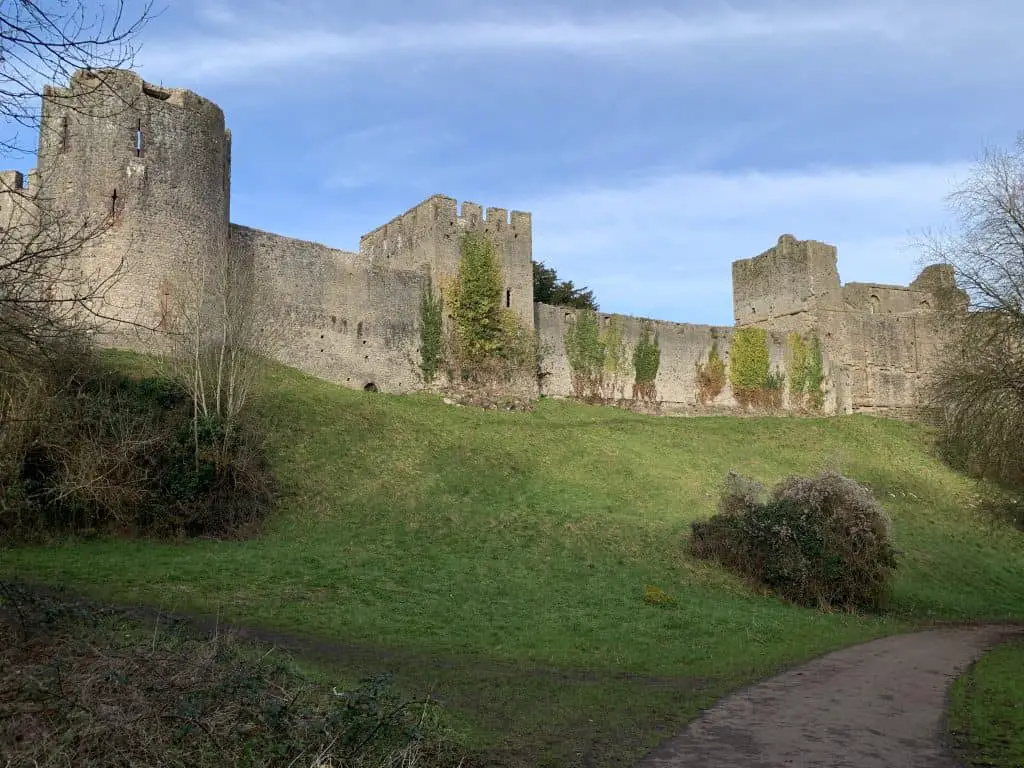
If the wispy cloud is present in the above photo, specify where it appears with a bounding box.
[118,0,1020,328]
[194,2,238,27]
[525,162,973,323]
[138,5,903,83]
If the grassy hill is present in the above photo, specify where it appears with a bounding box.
[3,350,1024,766]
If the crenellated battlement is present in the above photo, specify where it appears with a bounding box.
[359,194,531,250]
[356,194,534,327]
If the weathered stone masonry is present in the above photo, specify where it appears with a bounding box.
[3,68,958,416]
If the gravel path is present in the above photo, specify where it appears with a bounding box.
[636,624,1022,768]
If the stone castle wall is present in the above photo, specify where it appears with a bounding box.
[535,304,842,413]
[732,235,841,330]
[230,225,426,393]
[732,235,961,416]
[2,68,960,418]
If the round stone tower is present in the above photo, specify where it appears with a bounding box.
[34,68,231,346]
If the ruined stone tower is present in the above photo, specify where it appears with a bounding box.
[34,68,231,345]
[732,235,842,332]
[732,235,965,416]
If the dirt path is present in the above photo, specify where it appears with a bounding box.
[636,624,1022,768]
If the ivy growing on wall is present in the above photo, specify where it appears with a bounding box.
[600,315,629,401]
[562,311,633,402]
[729,327,770,407]
[632,322,660,403]
[785,330,826,410]
[419,288,443,384]
[563,308,605,401]
[806,333,825,410]
[563,313,658,405]
[448,231,506,366]
[786,332,809,395]
[728,327,785,410]
[763,368,785,410]
[438,232,537,395]
[696,342,727,404]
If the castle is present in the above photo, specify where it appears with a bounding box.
[1,68,961,417]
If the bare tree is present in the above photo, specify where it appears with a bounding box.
[0,0,155,157]
[0,1,155,372]
[1,1,155,519]
[0,175,119,371]
[163,246,281,467]
[918,133,1024,488]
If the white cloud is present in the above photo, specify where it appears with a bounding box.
[194,2,238,27]
[524,162,974,323]
[138,5,903,82]
[135,0,1024,85]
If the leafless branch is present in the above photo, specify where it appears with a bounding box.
[0,0,157,159]
[918,132,1024,488]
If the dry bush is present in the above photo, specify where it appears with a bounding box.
[716,471,766,518]
[690,471,899,612]
[928,312,1024,490]
[0,583,471,768]
[1,365,276,542]
[0,338,99,536]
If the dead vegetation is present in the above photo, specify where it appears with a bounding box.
[0,582,473,768]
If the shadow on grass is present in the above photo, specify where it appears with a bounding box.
[8,581,717,768]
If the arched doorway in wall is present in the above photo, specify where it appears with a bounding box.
[869,295,880,314]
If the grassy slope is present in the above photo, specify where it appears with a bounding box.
[3,350,1024,765]
[948,639,1024,768]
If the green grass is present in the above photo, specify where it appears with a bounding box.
[948,639,1024,767]
[3,349,1024,766]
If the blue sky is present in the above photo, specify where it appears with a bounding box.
[49,1,1024,323]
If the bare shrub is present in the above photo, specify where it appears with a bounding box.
[690,471,899,612]
[717,471,766,518]
[1,366,275,542]
[0,337,99,536]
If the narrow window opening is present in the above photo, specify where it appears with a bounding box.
[110,188,118,217]
[505,288,511,308]
[60,116,69,152]
[135,120,143,156]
